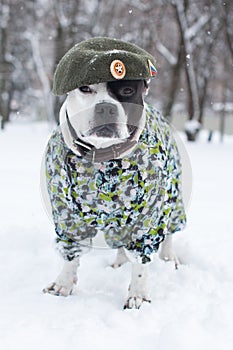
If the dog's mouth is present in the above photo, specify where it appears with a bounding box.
[64,101,145,161]
[85,123,138,139]
[86,123,119,138]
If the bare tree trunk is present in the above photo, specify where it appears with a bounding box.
[223,2,233,60]
[163,44,182,120]
[149,2,182,121]
[174,0,200,122]
[219,52,229,142]
[0,5,14,128]
[53,17,67,123]
[52,0,81,123]
[25,33,54,122]
[173,0,202,140]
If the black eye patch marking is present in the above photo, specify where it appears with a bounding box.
[118,86,136,97]
[107,80,145,106]
[107,80,145,135]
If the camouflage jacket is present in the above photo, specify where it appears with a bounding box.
[45,104,186,263]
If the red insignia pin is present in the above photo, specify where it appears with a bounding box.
[148,59,157,77]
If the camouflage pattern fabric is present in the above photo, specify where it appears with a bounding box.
[45,104,186,263]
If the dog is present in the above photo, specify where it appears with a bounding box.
[42,38,186,309]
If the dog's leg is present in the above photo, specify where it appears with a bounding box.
[111,247,129,268]
[43,258,79,297]
[159,235,180,269]
[124,262,151,309]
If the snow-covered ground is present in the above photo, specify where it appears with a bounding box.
[0,122,233,350]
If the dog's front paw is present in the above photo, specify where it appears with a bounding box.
[43,281,75,297]
[43,260,79,297]
[124,296,151,309]
[124,262,151,309]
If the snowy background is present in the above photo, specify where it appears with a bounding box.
[0,122,233,350]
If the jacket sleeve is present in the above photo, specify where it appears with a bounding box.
[45,129,78,239]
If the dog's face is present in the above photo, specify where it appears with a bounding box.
[66,80,147,149]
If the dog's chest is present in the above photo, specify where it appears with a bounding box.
[66,145,165,229]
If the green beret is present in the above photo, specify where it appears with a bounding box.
[53,37,157,95]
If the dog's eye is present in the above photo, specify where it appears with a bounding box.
[119,87,135,97]
[79,86,93,94]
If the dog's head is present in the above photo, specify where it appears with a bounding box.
[55,37,157,160]
[65,79,148,149]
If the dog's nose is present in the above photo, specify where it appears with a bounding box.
[91,102,119,138]
[95,102,118,120]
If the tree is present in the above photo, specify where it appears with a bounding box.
[0,0,231,141]
[0,0,14,128]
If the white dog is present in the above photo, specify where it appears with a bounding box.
[43,79,185,309]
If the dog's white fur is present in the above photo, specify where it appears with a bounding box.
[43,237,178,308]
[60,84,146,154]
[67,85,129,148]
[159,234,180,269]
[43,258,79,297]
[43,82,179,308]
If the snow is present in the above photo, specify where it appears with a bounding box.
[184,119,201,132]
[1,122,233,350]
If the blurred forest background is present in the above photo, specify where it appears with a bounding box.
[0,0,232,140]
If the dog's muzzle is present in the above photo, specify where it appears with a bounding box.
[65,101,144,162]
[87,102,119,138]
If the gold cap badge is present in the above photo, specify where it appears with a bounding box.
[110,60,126,79]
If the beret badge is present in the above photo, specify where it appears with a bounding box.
[110,59,126,79]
